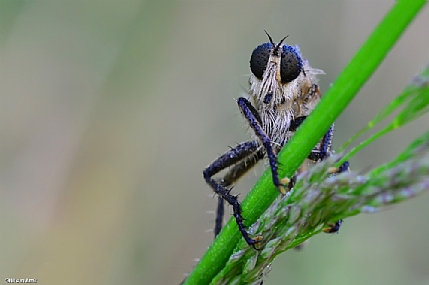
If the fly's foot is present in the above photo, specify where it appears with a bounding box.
[249,235,264,250]
[328,161,350,174]
[278,177,291,195]
[323,220,343,234]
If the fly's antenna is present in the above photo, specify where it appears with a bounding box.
[264,31,289,56]
[264,30,274,45]
[276,35,289,48]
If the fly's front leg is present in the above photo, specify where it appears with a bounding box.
[322,141,350,234]
[289,116,333,162]
[203,140,262,246]
[290,116,349,172]
[309,124,350,175]
[290,116,349,233]
[237,97,290,195]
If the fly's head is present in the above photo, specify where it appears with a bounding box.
[248,32,317,115]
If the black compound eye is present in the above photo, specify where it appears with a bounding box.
[250,42,273,79]
[280,45,302,83]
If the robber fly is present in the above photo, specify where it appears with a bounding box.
[203,32,347,247]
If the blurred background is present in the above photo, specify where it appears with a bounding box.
[1,1,429,285]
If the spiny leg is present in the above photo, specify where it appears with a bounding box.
[237,97,289,195]
[203,140,262,246]
[323,159,349,233]
[288,115,334,161]
[309,124,334,161]
[215,150,265,236]
[222,149,265,186]
[291,116,349,170]
[215,196,224,237]
[290,116,349,233]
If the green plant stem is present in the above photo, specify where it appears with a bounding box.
[183,1,426,285]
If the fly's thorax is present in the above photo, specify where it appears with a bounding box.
[291,72,322,117]
[258,107,294,147]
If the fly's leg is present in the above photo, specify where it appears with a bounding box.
[214,150,265,236]
[203,140,263,246]
[289,116,334,162]
[323,220,344,234]
[237,97,290,195]
[291,116,350,233]
[215,196,224,237]
[322,159,349,234]
[290,116,349,171]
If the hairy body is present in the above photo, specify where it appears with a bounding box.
[203,33,344,247]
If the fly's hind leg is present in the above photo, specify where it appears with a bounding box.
[215,149,265,236]
[203,140,264,246]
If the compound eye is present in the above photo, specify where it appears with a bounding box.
[280,45,302,83]
[250,43,273,79]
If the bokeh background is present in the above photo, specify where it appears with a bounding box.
[1,1,429,285]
